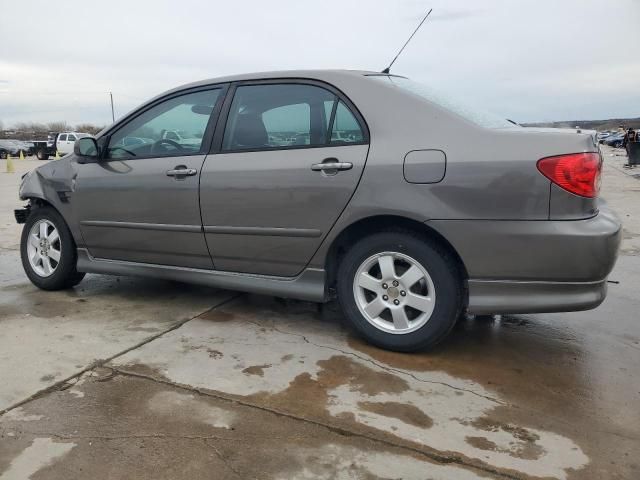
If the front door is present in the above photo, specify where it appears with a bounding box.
[75,87,224,269]
[200,82,369,276]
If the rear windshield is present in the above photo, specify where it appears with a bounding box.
[371,75,516,129]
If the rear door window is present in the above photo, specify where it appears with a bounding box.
[58,134,67,142]
[67,134,77,142]
[222,84,335,151]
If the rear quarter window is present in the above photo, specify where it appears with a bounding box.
[371,75,516,129]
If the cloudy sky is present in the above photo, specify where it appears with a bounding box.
[1,0,638,127]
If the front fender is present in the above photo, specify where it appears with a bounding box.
[18,158,85,247]
[19,169,46,201]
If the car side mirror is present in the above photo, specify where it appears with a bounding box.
[74,137,99,163]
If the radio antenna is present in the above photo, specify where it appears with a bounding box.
[382,8,433,74]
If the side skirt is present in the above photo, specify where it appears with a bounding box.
[76,248,327,302]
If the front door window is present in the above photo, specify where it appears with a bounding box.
[106,89,221,160]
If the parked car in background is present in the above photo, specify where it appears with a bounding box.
[161,129,202,148]
[20,141,36,156]
[113,136,155,148]
[0,140,33,157]
[11,140,35,156]
[602,132,625,147]
[56,132,90,155]
[0,139,21,159]
[14,70,621,352]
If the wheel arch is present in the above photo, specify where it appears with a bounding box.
[324,215,469,293]
[24,196,60,215]
[21,196,84,248]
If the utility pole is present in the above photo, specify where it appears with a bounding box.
[109,92,115,123]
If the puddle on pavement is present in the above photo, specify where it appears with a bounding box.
[0,438,75,480]
[277,443,490,480]
[147,390,236,429]
[358,400,433,429]
[112,299,591,479]
[0,372,493,480]
[0,276,217,320]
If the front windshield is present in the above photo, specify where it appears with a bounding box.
[371,75,516,129]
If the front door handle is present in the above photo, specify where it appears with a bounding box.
[166,166,197,178]
[311,158,353,174]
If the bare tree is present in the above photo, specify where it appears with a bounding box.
[46,121,70,133]
[75,123,105,135]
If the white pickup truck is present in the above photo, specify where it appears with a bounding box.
[55,132,90,155]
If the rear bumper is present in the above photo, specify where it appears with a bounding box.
[429,202,621,314]
[466,279,607,314]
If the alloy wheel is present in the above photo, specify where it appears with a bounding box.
[353,251,436,334]
[26,219,62,277]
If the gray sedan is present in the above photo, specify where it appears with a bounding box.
[15,70,621,351]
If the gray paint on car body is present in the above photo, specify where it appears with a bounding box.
[18,69,621,314]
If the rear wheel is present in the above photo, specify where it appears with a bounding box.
[36,149,49,160]
[20,206,85,290]
[337,231,462,352]
[0,151,6,159]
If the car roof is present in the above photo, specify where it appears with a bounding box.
[154,69,392,102]
[176,69,378,88]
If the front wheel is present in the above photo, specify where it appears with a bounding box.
[337,232,463,352]
[20,206,85,290]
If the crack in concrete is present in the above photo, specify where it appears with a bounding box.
[0,293,242,417]
[24,433,236,441]
[242,318,506,406]
[2,430,285,442]
[205,439,250,479]
[111,367,522,480]
[244,319,640,442]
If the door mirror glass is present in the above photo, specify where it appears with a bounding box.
[74,137,99,161]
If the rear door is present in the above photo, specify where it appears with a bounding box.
[200,80,369,276]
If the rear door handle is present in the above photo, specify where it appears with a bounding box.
[311,159,353,172]
[166,167,197,178]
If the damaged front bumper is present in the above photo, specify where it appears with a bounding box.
[14,206,31,224]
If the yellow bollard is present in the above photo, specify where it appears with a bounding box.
[6,154,15,173]
[55,150,60,160]
[19,150,25,161]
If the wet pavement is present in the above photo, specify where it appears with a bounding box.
[0,151,639,479]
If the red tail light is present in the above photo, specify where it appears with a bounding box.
[537,152,602,198]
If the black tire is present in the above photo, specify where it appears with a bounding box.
[614,141,623,148]
[0,151,6,159]
[36,149,49,160]
[337,231,463,352]
[20,206,85,290]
